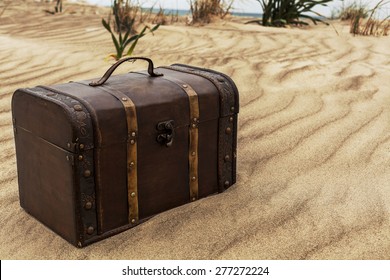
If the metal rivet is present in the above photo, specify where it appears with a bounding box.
[193,117,197,122]
[183,84,188,88]
[85,201,92,210]
[224,181,230,187]
[67,143,71,149]
[192,197,196,201]
[77,242,82,247]
[131,219,136,224]
[131,192,136,197]
[122,97,128,101]
[87,226,94,235]
[66,155,70,161]
[74,104,83,111]
[192,124,196,128]
[130,140,135,145]
[191,152,196,156]
[191,176,196,181]
[224,155,230,162]
[129,161,135,167]
[78,155,83,161]
[84,170,91,177]
[229,117,234,122]
[230,106,235,112]
[225,127,232,134]
[217,77,224,82]
[79,144,85,150]
[131,132,136,137]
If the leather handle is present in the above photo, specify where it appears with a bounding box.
[89,57,163,87]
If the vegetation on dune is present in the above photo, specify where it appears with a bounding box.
[102,0,160,60]
[189,0,234,24]
[250,0,332,27]
[335,1,368,20]
[349,0,389,36]
[44,0,63,14]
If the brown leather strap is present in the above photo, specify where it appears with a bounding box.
[160,66,238,192]
[79,82,140,225]
[162,76,200,201]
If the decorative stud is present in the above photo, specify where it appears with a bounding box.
[130,192,136,198]
[79,144,85,150]
[78,155,83,161]
[224,181,230,187]
[131,219,136,224]
[230,106,235,112]
[224,155,230,162]
[67,143,71,149]
[193,117,197,122]
[129,161,135,168]
[131,132,136,137]
[73,104,83,111]
[225,127,232,134]
[192,197,196,201]
[85,201,92,210]
[183,84,188,88]
[191,152,196,156]
[229,117,234,122]
[86,226,94,235]
[191,176,197,181]
[130,140,135,145]
[217,77,224,82]
[84,170,91,177]
[122,97,128,101]
[192,123,196,128]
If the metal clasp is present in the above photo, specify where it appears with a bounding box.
[156,120,175,147]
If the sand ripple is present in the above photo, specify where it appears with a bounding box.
[1,2,390,259]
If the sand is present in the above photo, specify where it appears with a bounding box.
[1,1,390,260]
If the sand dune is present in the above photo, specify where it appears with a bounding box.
[1,1,390,259]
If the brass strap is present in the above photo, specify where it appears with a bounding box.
[90,85,139,225]
[162,77,200,201]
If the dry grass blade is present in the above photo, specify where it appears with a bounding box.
[350,0,390,36]
[189,0,234,24]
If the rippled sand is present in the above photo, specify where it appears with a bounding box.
[1,1,390,259]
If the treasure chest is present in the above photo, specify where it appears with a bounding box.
[12,57,239,247]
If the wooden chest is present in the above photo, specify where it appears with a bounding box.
[12,57,239,247]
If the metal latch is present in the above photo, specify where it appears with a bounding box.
[156,120,175,147]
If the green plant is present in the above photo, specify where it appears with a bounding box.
[350,0,390,36]
[252,0,332,27]
[189,0,234,24]
[102,0,160,60]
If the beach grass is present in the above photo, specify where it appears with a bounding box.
[189,0,234,24]
[248,0,332,27]
[349,0,390,36]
